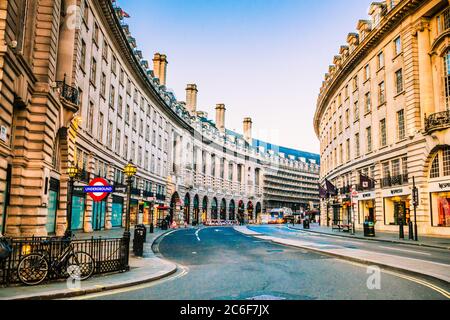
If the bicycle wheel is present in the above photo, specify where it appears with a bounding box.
[66,251,95,281]
[17,253,49,286]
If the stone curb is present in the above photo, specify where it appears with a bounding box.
[234,227,450,287]
[1,230,178,300]
[286,226,450,251]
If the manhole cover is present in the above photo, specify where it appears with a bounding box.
[247,295,286,301]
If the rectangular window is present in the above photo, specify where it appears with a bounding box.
[93,23,99,45]
[364,64,370,81]
[392,159,401,177]
[397,109,405,140]
[443,148,450,176]
[90,58,97,86]
[354,101,360,121]
[133,112,137,128]
[339,116,343,133]
[80,41,86,71]
[118,95,123,116]
[382,162,390,179]
[345,109,350,127]
[111,55,117,75]
[353,75,358,91]
[102,40,108,61]
[365,92,371,113]
[109,85,115,108]
[115,129,121,154]
[378,81,385,105]
[394,36,402,55]
[346,139,350,162]
[98,113,104,142]
[125,105,130,123]
[355,133,360,157]
[377,51,385,69]
[380,119,387,147]
[402,157,409,176]
[88,102,94,133]
[366,127,372,153]
[124,135,128,160]
[395,69,403,94]
[120,69,124,85]
[100,73,106,97]
[339,144,343,165]
[107,121,113,148]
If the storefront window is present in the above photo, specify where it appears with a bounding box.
[111,196,124,227]
[45,190,58,234]
[92,200,107,230]
[71,195,86,231]
[431,192,450,227]
[384,196,410,225]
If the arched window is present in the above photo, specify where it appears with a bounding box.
[430,147,450,178]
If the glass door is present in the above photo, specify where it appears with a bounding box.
[71,194,86,230]
[92,200,107,231]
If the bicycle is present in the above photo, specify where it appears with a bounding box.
[17,233,95,286]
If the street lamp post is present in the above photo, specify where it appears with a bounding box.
[123,160,137,239]
[412,176,419,242]
[65,162,79,239]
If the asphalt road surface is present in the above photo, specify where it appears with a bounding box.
[76,227,450,300]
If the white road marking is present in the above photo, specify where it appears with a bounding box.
[195,228,202,241]
[379,246,432,256]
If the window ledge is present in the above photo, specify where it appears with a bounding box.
[394,91,405,99]
[377,102,387,109]
[392,52,403,62]
[376,66,385,73]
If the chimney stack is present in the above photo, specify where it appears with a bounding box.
[153,53,168,86]
[186,84,198,114]
[215,104,226,133]
[243,117,252,144]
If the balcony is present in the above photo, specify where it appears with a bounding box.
[425,111,450,134]
[143,190,154,198]
[55,80,79,106]
[156,194,166,201]
[380,174,408,188]
[131,188,141,196]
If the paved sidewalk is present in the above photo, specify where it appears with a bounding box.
[287,224,450,250]
[0,228,178,300]
[234,226,450,285]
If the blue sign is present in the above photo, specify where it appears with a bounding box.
[83,186,114,193]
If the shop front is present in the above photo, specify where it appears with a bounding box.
[45,178,59,235]
[142,201,153,225]
[341,198,352,225]
[357,191,376,224]
[92,199,107,231]
[129,199,139,226]
[71,189,86,231]
[383,188,411,226]
[429,182,450,227]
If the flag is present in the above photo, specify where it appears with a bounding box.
[319,184,328,199]
[360,173,375,190]
[121,9,130,18]
[325,179,337,196]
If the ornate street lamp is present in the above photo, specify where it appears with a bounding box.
[65,162,79,238]
[123,160,137,240]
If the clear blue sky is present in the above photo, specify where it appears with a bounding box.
[119,0,373,154]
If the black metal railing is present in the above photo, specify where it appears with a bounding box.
[143,190,154,198]
[131,188,141,196]
[1,236,128,286]
[380,174,409,188]
[425,110,450,133]
[55,81,80,106]
[156,194,166,201]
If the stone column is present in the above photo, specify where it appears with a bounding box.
[416,19,435,128]
[83,153,95,233]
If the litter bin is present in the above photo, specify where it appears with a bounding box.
[363,221,375,237]
[303,219,310,230]
[133,225,146,257]
[161,220,168,230]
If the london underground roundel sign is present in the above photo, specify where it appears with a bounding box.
[85,178,113,202]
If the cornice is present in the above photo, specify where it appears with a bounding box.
[313,0,425,138]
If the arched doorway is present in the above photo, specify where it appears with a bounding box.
[229,200,236,221]
[184,193,191,225]
[211,198,218,220]
[193,195,200,225]
[202,196,208,224]
[220,199,227,221]
[247,201,254,222]
[255,202,262,222]
[238,200,245,224]
[170,192,181,224]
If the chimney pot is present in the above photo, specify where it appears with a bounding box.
[215,104,226,133]
[186,84,198,113]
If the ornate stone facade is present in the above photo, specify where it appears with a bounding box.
[314,0,450,236]
[0,0,320,237]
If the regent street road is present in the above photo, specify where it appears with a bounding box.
[73,226,450,301]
